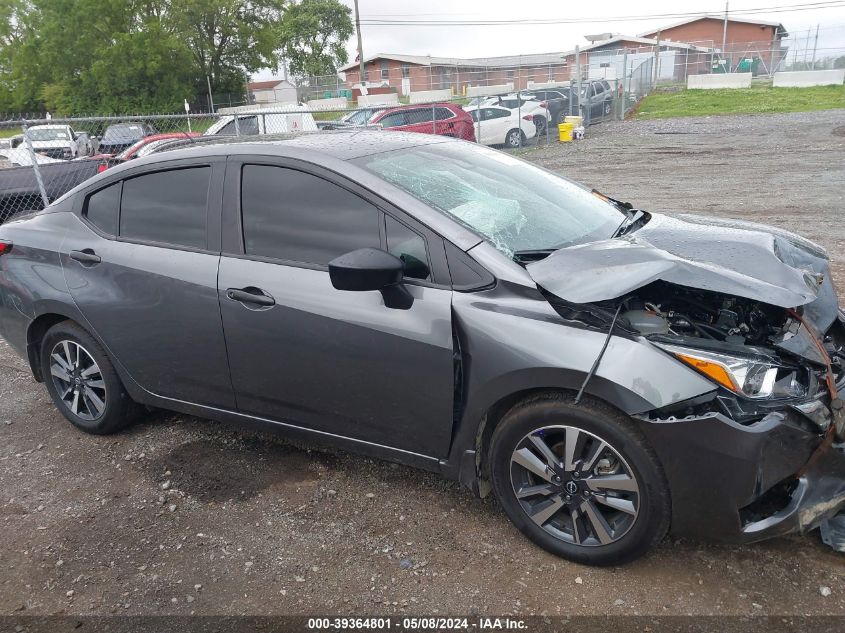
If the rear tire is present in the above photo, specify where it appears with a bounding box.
[40,321,140,435]
[489,393,671,566]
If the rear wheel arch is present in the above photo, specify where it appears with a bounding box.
[27,313,71,381]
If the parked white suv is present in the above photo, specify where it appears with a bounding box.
[25,124,93,160]
[465,104,537,147]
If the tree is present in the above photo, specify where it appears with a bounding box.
[279,0,352,78]
[167,0,287,95]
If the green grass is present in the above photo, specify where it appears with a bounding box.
[635,84,845,119]
[0,127,22,138]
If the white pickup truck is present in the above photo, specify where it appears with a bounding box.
[25,124,93,160]
[204,106,319,137]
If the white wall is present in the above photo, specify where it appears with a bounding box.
[467,83,514,97]
[773,69,845,87]
[306,97,349,110]
[357,93,399,106]
[688,73,752,89]
[408,89,452,103]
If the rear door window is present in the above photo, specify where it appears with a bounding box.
[240,165,381,265]
[119,167,210,249]
[377,112,408,128]
[405,109,433,125]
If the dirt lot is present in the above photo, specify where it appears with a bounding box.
[1,110,844,618]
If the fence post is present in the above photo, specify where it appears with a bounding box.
[620,52,628,121]
[22,125,50,209]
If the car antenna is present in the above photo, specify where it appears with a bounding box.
[574,303,622,405]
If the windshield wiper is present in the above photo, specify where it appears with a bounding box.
[512,249,557,264]
[611,209,647,238]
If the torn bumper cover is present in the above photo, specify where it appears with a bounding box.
[636,403,845,545]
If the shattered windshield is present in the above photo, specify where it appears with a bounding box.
[354,142,623,256]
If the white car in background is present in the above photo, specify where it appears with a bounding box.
[25,124,93,159]
[465,104,537,148]
[204,105,319,136]
[477,94,551,135]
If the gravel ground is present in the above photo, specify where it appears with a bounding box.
[1,110,844,618]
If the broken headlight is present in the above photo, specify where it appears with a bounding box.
[659,344,808,400]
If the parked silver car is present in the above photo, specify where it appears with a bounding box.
[0,131,843,565]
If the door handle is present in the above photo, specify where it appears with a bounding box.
[70,249,101,265]
[226,287,275,307]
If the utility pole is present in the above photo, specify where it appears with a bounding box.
[811,24,819,69]
[206,75,214,113]
[722,1,729,54]
[653,30,661,85]
[354,0,366,89]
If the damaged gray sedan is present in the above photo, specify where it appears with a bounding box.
[0,131,842,565]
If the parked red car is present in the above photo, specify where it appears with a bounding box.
[369,103,475,141]
[93,132,200,172]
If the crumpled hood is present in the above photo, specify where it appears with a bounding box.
[527,213,839,330]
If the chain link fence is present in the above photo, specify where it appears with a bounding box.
[0,74,641,225]
[2,31,841,225]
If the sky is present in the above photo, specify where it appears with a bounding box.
[255,0,845,79]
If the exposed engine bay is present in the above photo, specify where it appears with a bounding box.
[619,281,785,345]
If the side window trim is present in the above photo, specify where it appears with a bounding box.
[74,158,224,255]
[383,212,432,282]
[223,155,453,287]
[118,165,214,252]
[81,180,122,238]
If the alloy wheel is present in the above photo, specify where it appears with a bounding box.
[507,130,522,147]
[509,425,640,546]
[49,340,107,421]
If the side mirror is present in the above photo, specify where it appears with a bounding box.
[328,248,413,309]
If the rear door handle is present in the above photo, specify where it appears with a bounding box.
[226,287,275,307]
[70,249,101,265]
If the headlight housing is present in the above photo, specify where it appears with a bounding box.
[659,344,808,400]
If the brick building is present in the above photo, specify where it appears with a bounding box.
[339,52,572,95]
[640,15,788,73]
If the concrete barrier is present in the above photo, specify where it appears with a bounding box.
[687,73,752,89]
[306,97,349,110]
[408,89,452,104]
[357,93,399,107]
[467,83,514,97]
[773,69,845,87]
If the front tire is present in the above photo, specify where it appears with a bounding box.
[40,321,140,434]
[489,393,670,566]
[505,128,525,148]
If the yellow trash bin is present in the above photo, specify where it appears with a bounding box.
[558,122,574,142]
[564,115,583,128]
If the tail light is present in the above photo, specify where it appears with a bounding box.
[97,163,108,173]
[0,240,12,256]
[522,114,534,121]
[539,101,547,108]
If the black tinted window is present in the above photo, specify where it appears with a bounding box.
[434,108,454,121]
[241,165,380,265]
[378,112,406,128]
[405,109,433,125]
[386,215,430,281]
[120,167,210,248]
[217,116,259,136]
[85,182,120,235]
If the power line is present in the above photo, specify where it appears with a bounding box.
[358,1,845,26]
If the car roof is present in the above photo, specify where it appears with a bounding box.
[123,130,454,165]
[374,103,458,116]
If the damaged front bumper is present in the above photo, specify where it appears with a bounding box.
[636,400,845,547]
